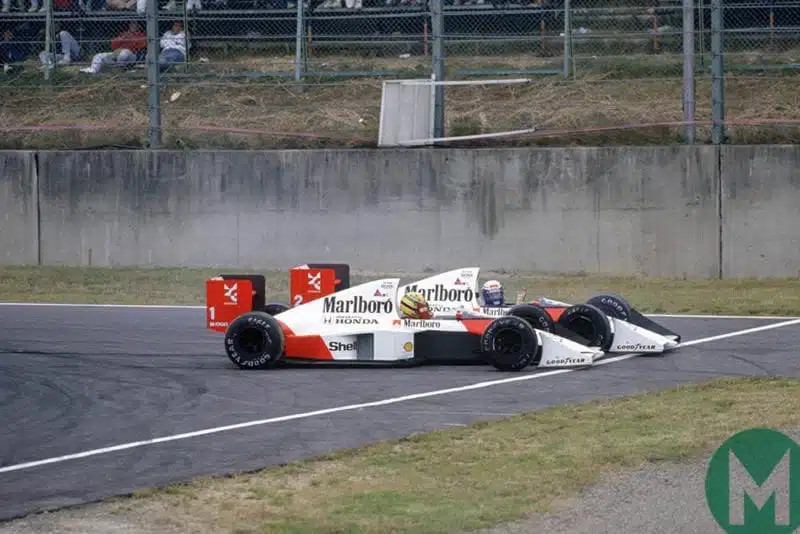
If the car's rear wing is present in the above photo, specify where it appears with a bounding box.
[205,263,351,334]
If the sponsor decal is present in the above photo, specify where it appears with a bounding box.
[209,321,229,328]
[479,306,507,317]
[459,270,475,278]
[328,340,357,352]
[454,278,466,285]
[307,271,322,293]
[325,316,379,325]
[548,357,590,366]
[374,289,388,297]
[403,341,413,352]
[615,343,658,351]
[323,295,394,314]
[403,283,474,304]
[381,280,394,289]
[402,318,441,328]
[224,282,238,305]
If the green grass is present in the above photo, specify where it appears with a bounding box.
[63,377,800,533]
[1,265,799,316]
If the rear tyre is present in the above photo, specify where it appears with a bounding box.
[507,304,556,333]
[224,311,285,370]
[481,315,540,372]
[585,293,632,321]
[263,302,290,316]
[556,303,614,351]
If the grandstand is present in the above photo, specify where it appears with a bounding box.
[3,0,799,79]
[3,0,800,151]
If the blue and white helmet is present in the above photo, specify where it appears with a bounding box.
[481,280,504,307]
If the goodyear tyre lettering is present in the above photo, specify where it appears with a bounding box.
[224,311,285,370]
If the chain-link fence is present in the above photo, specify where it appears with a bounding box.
[2,0,800,148]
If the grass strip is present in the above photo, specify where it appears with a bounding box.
[1,266,799,316]
[63,377,800,534]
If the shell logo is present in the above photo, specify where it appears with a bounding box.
[403,341,413,352]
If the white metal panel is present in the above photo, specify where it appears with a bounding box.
[378,79,434,147]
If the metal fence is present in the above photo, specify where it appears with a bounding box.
[2,0,800,148]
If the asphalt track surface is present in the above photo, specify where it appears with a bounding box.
[0,305,799,522]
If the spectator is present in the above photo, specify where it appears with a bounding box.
[39,23,81,68]
[0,0,46,12]
[80,21,146,74]
[158,20,185,68]
[106,0,136,8]
[1,26,29,72]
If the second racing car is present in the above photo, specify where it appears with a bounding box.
[205,263,680,372]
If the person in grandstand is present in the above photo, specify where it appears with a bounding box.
[80,21,146,75]
[399,291,434,320]
[480,280,505,307]
[38,23,81,68]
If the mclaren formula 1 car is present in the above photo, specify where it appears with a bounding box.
[396,267,681,354]
[205,264,606,372]
[205,263,679,371]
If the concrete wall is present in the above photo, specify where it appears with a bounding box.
[1,146,799,278]
[0,152,38,265]
[721,146,800,278]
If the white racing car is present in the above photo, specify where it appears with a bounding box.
[205,264,606,372]
[397,267,681,355]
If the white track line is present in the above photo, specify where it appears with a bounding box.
[1,318,799,476]
[0,302,796,320]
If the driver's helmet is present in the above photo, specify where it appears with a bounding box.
[481,280,505,307]
[399,291,433,319]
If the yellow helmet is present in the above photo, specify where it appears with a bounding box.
[400,291,433,319]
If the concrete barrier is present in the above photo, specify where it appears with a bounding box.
[1,146,798,277]
[0,151,38,265]
[721,145,800,278]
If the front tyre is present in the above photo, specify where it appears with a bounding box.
[224,311,285,370]
[556,303,614,351]
[506,303,556,333]
[585,293,632,321]
[480,315,540,372]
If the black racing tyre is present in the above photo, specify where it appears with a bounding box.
[585,293,632,321]
[556,303,614,351]
[480,315,541,372]
[263,302,290,316]
[507,304,556,333]
[224,311,286,370]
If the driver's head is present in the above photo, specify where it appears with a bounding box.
[399,291,433,320]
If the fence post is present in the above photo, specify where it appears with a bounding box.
[682,0,695,143]
[43,0,52,81]
[710,0,724,145]
[294,0,305,81]
[431,0,445,141]
[146,0,163,149]
[563,0,571,79]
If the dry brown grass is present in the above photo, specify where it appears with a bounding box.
[3,49,800,149]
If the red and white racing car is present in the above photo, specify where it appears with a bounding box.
[205,264,679,372]
[206,264,607,371]
[396,267,681,354]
